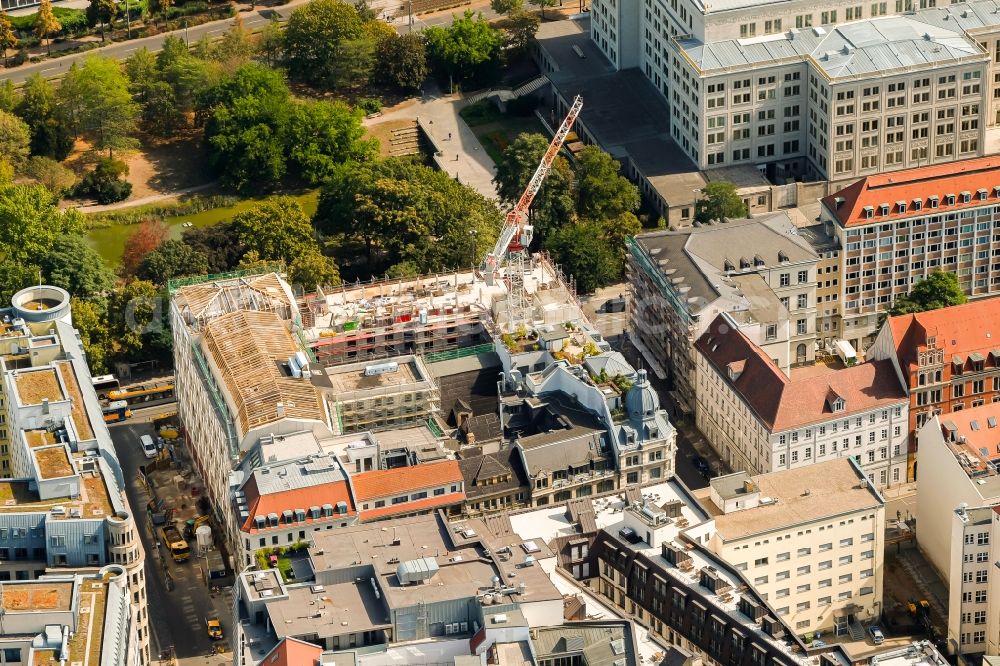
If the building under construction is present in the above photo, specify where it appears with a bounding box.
[296,256,581,366]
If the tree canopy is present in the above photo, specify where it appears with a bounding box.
[316,158,502,276]
[375,33,428,91]
[888,271,967,316]
[574,145,639,222]
[695,181,747,224]
[284,0,375,88]
[424,11,503,85]
[59,55,138,157]
[136,239,209,285]
[40,234,116,298]
[546,221,620,294]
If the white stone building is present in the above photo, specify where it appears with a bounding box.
[700,460,886,636]
[694,312,909,487]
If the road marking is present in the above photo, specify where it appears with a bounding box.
[41,66,60,74]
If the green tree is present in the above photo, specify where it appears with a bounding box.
[140,82,183,136]
[149,0,172,23]
[107,279,161,362]
[490,0,523,14]
[503,9,538,52]
[71,296,110,373]
[125,48,158,100]
[375,33,428,90]
[232,197,318,266]
[284,0,369,88]
[0,258,39,304]
[0,80,14,112]
[493,132,574,243]
[528,0,557,18]
[601,211,641,278]
[59,56,138,157]
[34,0,61,55]
[136,239,209,284]
[201,63,292,192]
[214,14,256,72]
[24,156,77,195]
[574,145,639,221]
[288,251,341,290]
[423,11,503,86]
[285,100,375,185]
[182,222,243,273]
[316,159,501,273]
[0,12,18,68]
[888,271,967,316]
[0,111,30,168]
[40,235,116,298]
[158,39,218,112]
[0,184,82,264]
[545,221,619,294]
[86,0,117,42]
[15,75,74,161]
[256,16,284,67]
[695,181,747,225]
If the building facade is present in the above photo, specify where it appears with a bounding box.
[695,313,910,487]
[823,158,1000,351]
[702,462,886,636]
[627,214,818,412]
[867,297,1000,478]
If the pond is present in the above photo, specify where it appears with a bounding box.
[86,190,320,267]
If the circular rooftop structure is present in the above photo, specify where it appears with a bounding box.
[11,286,71,323]
[625,369,659,420]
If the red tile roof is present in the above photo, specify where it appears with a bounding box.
[240,475,356,533]
[885,299,1000,373]
[695,315,907,431]
[359,491,466,522]
[352,460,463,502]
[822,156,1000,227]
[259,637,322,666]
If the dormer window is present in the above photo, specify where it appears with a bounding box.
[897,201,906,214]
[879,204,889,216]
[725,259,735,271]
[945,194,956,205]
[978,188,988,200]
[863,205,875,219]
[754,255,765,267]
[832,398,844,412]
[929,196,939,208]
[914,198,923,211]
[961,191,971,203]
[778,250,788,262]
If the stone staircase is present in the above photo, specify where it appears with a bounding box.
[847,620,865,642]
[389,122,421,157]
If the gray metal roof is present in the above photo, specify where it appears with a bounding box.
[679,16,984,77]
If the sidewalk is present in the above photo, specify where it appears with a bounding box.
[367,84,500,201]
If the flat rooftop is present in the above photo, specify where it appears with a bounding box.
[33,445,74,480]
[702,460,883,541]
[322,358,422,394]
[13,367,64,406]
[869,642,948,666]
[533,622,638,666]
[0,580,73,611]
[937,404,1000,498]
[56,362,94,441]
[266,581,390,639]
[0,460,114,519]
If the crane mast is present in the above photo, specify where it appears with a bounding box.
[482,95,584,281]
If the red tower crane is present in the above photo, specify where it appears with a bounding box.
[481,95,583,285]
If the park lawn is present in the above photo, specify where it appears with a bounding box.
[85,190,320,267]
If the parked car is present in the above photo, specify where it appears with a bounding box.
[869,626,885,645]
[206,617,223,640]
[139,434,158,459]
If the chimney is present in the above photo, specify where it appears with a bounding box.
[276,402,285,418]
[42,398,49,415]
[466,432,476,446]
[743,479,755,493]
[834,196,845,209]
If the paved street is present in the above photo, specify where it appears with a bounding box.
[1,0,496,86]
[109,418,231,666]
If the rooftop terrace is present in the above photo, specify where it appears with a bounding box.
[0,458,114,518]
[0,581,73,612]
[13,368,64,407]
[33,445,74,480]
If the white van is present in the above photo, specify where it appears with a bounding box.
[140,434,158,459]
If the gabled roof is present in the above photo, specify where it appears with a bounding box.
[258,637,322,666]
[352,460,463,502]
[695,315,907,432]
[886,298,1000,372]
[240,473,356,533]
[823,156,1000,227]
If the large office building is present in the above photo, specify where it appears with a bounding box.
[695,313,909,486]
[914,405,1000,656]
[627,214,819,412]
[0,286,150,664]
[699,462,886,635]
[823,158,1000,350]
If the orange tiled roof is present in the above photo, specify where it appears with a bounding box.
[359,491,466,522]
[240,477,356,533]
[822,156,1000,227]
[259,637,322,666]
[886,299,1000,372]
[695,314,907,432]
[352,460,463,502]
